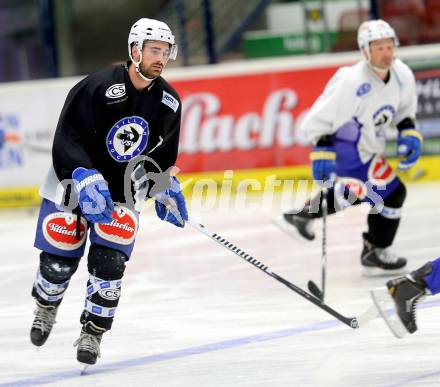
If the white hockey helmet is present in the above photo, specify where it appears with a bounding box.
[128,18,178,62]
[357,19,399,52]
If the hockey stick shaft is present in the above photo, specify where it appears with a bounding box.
[307,187,328,301]
[187,217,363,329]
[321,187,328,301]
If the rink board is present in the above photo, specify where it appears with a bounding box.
[1,155,439,208]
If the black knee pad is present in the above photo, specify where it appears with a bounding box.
[82,245,127,331]
[40,251,80,284]
[32,252,80,306]
[87,244,127,280]
[384,181,407,208]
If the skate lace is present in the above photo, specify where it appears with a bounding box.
[74,333,101,358]
[33,307,57,333]
[377,247,399,264]
[409,291,426,320]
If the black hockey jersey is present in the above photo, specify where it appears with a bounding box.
[43,62,181,207]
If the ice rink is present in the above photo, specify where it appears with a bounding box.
[1,181,440,387]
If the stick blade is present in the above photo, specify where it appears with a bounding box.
[370,287,408,338]
[307,280,323,301]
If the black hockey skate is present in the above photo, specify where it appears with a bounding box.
[74,322,106,365]
[371,262,430,337]
[273,212,315,241]
[30,300,58,346]
[386,274,426,334]
[361,233,406,276]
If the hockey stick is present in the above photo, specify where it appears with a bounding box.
[308,188,328,301]
[187,217,376,329]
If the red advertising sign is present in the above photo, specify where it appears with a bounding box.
[172,66,340,172]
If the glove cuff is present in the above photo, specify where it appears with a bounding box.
[72,168,105,192]
[310,147,336,161]
[399,129,423,142]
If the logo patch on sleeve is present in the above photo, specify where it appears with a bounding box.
[42,213,87,250]
[356,82,371,97]
[161,91,179,112]
[94,206,138,245]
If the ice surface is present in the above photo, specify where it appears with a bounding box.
[1,182,440,386]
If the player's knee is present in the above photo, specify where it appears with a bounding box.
[384,182,407,208]
[39,251,80,284]
[374,182,406,221]
[87,244,127,280]
[83,245,126,331]
[33,252,79,306]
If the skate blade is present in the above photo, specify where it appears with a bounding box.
[362,266,407,278]
[80,365,90,375]
[272,215,312,243]
[356,304,378,328]
[370,287,408,338]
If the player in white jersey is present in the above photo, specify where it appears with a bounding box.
[274,20,423,275]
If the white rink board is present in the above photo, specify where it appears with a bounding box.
[1,182,440,386]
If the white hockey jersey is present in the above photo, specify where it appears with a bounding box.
[299,58,417,163]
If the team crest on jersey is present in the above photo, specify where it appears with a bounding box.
[373,104,395,128]
[94,206,138,245]
[106,116,149,162]
[42,212,87,250]
[368,155,396,186]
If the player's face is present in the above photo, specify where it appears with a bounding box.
[369,38,395,71]
[139,40,171,78]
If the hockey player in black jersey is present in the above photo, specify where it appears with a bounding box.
[30,18,188,366]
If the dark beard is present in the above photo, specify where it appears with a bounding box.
[139,63,162,79]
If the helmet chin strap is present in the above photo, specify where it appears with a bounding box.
[133,49,157,82]
[370,63,390,74]
[135,63,157,81]
[364,49,393,75]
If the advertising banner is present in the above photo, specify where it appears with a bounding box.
[0,80,70,206]
[0,81,68,187]
[174,66,339,172]
[414,68,440,154]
